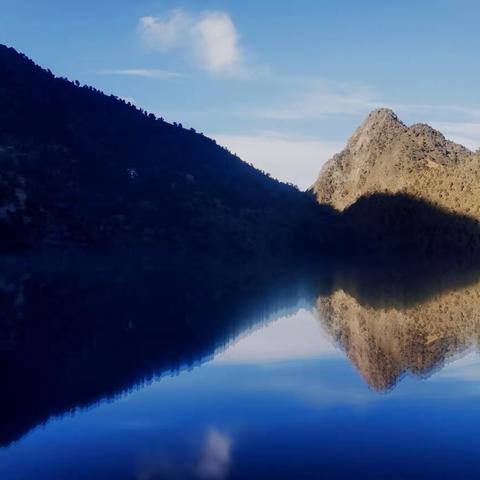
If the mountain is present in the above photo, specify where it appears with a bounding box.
[0,45,332,255]
[2,45,478,260]
[312,108,480,219]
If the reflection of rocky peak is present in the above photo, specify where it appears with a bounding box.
[312,109,480,217]
[316,283,480,391]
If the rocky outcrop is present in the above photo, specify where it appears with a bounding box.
[312,108,480,218]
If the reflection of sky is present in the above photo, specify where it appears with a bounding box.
[430,350,480,383]
[213,309,340,364]
[2,311,480,479]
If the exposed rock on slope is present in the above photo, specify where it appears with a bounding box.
[312,108,480,218]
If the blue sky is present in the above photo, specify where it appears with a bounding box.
[1,0,480,188]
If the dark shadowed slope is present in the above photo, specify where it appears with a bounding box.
[0,45,333,255]
[0,254,316,447]
[338,192,480,257]
[2,45,480,260]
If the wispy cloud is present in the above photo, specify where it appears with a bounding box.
[238,82,382,120]
[235,70,480,128]
[395,103,480,120]
[214,132,344,189]
[429,121,480,151]
[138,9,248,77]
[98,68,181,79]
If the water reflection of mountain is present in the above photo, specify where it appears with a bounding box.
[316,258,480,392]
[2,252,480,447]
[0,253,315,447]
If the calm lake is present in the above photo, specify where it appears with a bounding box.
[1,255,480,479]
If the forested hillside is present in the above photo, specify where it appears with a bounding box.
[0,45,333,255]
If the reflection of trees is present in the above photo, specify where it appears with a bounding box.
[3,247,480,447]
[0,254,310,447]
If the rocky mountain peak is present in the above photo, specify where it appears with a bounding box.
[357,108,405,133]
[409,122,443,137]
[365,107,401,125]
[312,109,480,216]
[346,108,406,152]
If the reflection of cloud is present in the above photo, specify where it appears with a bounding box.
[135,428,231,480]
[432,351,480,382]
[196,429,231,479]
[214,309,339,364]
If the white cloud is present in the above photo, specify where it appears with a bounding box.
[139,10,190,52]
[214,132,344,189]
[396,103,480,120]
[193,12,244,75]
[236,73,480,128]
[430,121,480,151]
[98,68,181,79]
[138,9,246,77]
[240,83,382,120]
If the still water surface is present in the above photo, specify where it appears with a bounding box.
[1,258,480,479]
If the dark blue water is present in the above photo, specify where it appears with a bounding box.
[1,257,480,479]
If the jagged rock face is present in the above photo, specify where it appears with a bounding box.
[316,283,480,391]
[312,108,480,218]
